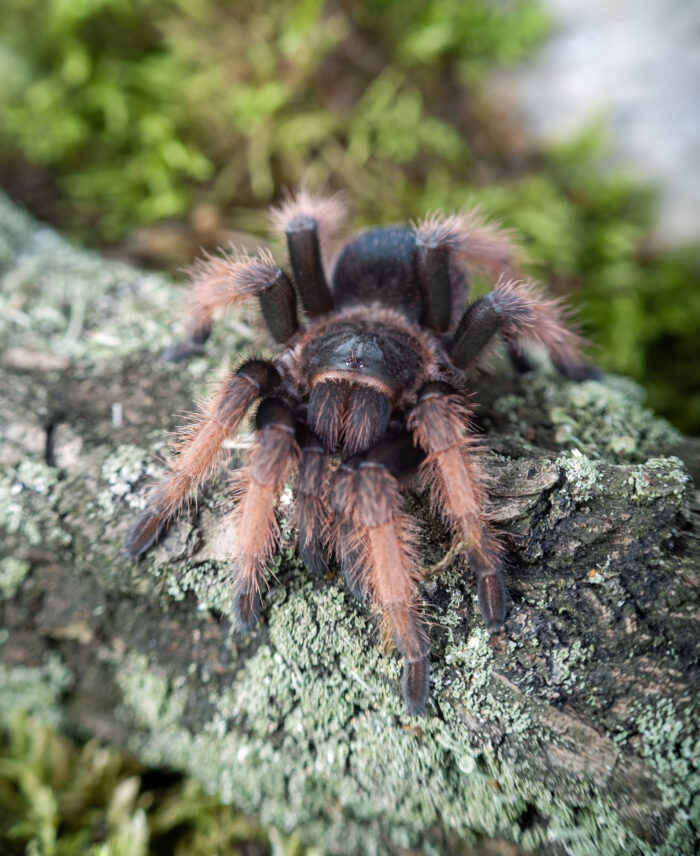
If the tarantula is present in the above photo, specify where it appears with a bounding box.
[126,190,595,715]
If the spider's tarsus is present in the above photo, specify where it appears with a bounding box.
[125,508,168,558]
[555,359,603,383]
[233,584,262,633]
[161,338,207,363]
[402,657,430,716]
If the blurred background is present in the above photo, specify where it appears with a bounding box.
[0,1,698,852]
[1,0,699,435]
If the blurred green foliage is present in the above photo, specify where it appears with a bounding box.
[0,0,698,432]
[0,0,546,236]
[0,714,308,856]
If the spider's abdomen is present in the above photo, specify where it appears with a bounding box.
[332,227,423,321]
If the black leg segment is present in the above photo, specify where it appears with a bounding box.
[286,215,334,317]
[256,267,300,343]
[449,293,501,370]
[414,241,452,332]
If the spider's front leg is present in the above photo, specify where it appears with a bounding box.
[125,359,280,558]
[409,382,507,634]
[331,434,429,715]
[228,397,300,630]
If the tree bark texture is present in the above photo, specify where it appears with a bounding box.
[0,193,698,855]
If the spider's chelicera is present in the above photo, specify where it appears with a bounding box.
[126,190,596,715]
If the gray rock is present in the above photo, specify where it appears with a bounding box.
[491,0,700,246]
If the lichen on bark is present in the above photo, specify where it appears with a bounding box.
[1,192,698,855]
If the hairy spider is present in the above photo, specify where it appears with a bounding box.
[126,190,596,715]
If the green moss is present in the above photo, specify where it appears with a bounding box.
[0,714,277,856]
[0,0,545,241]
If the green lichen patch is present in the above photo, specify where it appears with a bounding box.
[111,588,674,856]
[0,557,30,599]
[0,459,70,552]
[632,696,699,816]
[97,443,166,515]
[0,192,261,370]
[0,656,72,729]
[492,373,681,463]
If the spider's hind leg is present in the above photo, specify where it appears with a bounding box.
[332,434,430,715]
[163,251,299,363]
[449,278,599,381]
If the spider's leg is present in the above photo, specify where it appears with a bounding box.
[449,277,599,382]
[228,397,300,630]
[505,340,536,374]
[125,359,280,557]
[294,425,331,576]
[271,189,346,317]
[412,209,517,332]
[332,434,430,715]
[409,382,507,634]
[164,250,299,362]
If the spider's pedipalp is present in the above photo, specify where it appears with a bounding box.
[125,359,280,558]
[332,434,429,714]
[409,381,507,634]
[271,188,345,317]
[228,397,299,630]
[164,249,299,361]
[450,277,598,381]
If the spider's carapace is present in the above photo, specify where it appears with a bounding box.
[126,190,596,715]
